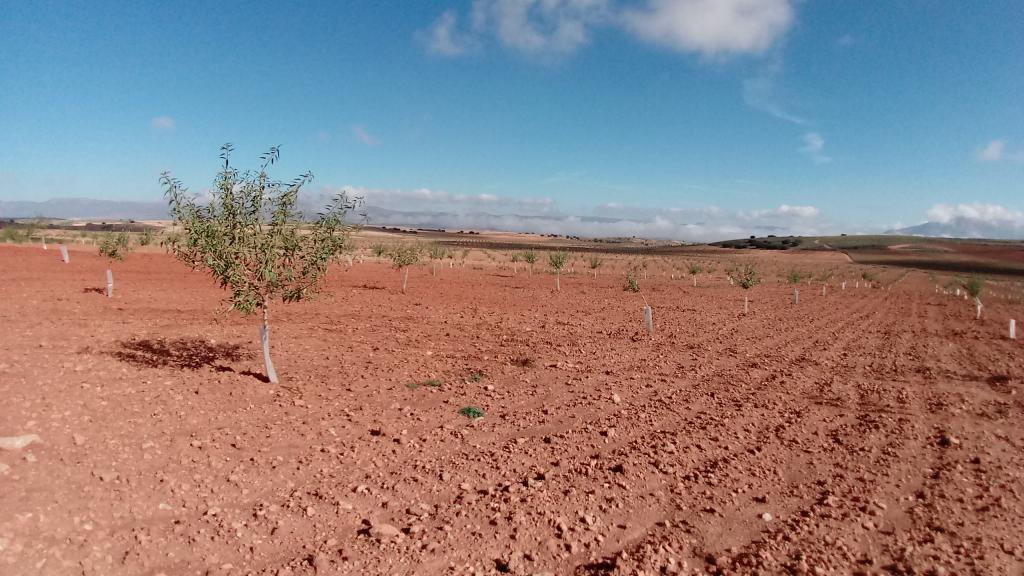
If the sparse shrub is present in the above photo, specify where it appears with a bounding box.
[137,229,155,247]
[469,371,485,383]
[786,270,803,284]
[407,378,444,389]
[737,265,759,289]
[624,271,640,293]
[390,243,421,293]
[964,276,983,299]
[371,243,387,258]
[511,356,535,368]
[98,231,130,262]
[162,144,359,384]
[687,263,703,276]
[549,251,568,290]
[458,406,485,419]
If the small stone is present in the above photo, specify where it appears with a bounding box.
[305,506,316,517]
[0,434,41,451]
[24,453,37,463]
[95,470,119,483]
[72,434,86,446]
[369,523,402,540]
[611,394,622,404]
[0,463,10,475]
[761,512,773,522]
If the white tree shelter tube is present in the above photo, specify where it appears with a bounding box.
[60,245,69,263]
[260,309,279,384]
[106,269,113,298]
[1010,319,1016,340]
[643,305,654,335]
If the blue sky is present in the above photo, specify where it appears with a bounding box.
[1,1,1022,240]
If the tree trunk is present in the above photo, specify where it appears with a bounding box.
[106,268,113,298]
[402,267,409,293]
[744,295,749,314]
[260,305,279,384]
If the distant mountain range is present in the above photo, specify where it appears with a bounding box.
[5,197,1023,241]
[886,219,1024,240]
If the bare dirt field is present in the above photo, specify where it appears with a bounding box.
[1,243,1023,575]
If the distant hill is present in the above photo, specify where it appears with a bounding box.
[0,198,168,220]
[886,220,1024,240]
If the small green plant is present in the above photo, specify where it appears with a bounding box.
[162,144,359,384]
[390,243,421,293]
[469,371,485,383]
[624,271,640,293]
[786,270,803,284]
[407,378,444,389]
[458,406,485,419]
[522,250,538,275]
[371,243,387,258]
[687,263,703,276]
[861,271,875,283]
[549,251,568,290]
[588,256,604,270]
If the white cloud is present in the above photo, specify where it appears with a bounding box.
[927,203,1023,226]
[622,0,794,56]
[976,139,1024,164]
[799,132,831,163]
[317,185,830,241]
[352,125,380,146]
[151,116,175,131]
[425,10,474,56]
[422,0,793,59]
[977,139,1006,162]
[471,0,611,56]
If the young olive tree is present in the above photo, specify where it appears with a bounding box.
[510,252,522,275]
[390,243,421,293]
[588,255,604,278]
[98,231,131,298]
[522,250,538,276]
[427,243,448,276]
[964,276,984,319]
[162,144,360,384]
[549,251,568,291]
[687,263,703,286]
[736,264,760,314]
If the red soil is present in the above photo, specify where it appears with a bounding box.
[1,244,1022,575]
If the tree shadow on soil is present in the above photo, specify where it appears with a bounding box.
[110,337,249,371]
[82,287,106,295]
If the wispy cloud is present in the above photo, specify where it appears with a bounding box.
[799,132,831,163]
[352,125,380,146]
[976,139,1024,164]
[742,57,805,125]
[421,0,794,59]
[621,0,794,57]
[151,116,175,131]
[424,10,475,56]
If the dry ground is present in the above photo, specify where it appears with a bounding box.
[1,244,1022,575]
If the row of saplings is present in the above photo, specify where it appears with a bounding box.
[71,145,1006,386]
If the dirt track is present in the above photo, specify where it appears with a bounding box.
[1,245,1022,575]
